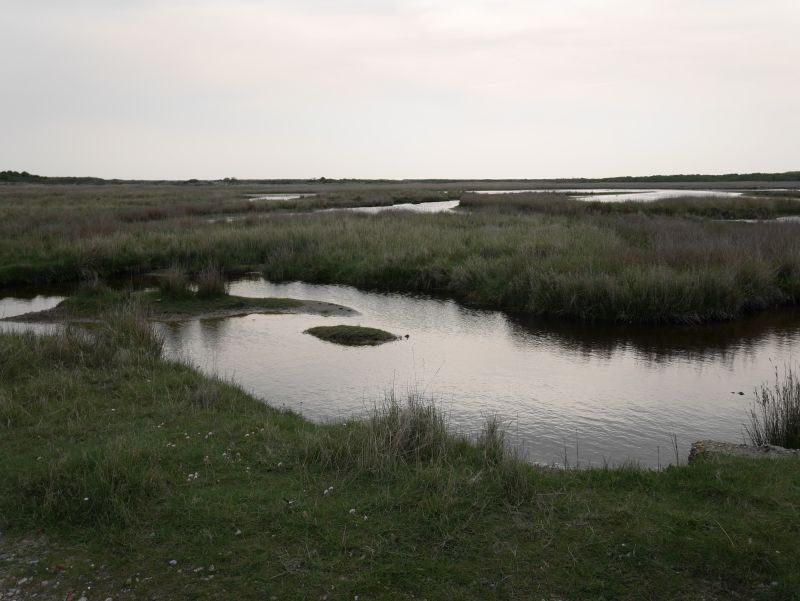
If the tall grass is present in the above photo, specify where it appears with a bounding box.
[157,265,191,299]
[746,365,800,449]
[305,391,524,483]
[3,185,800,323]
[195,262,228,298]
[307,392,453,475]
[100,299,164,357]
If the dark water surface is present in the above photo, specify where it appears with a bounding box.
[2,279,798,467]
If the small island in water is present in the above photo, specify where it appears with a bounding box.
[305,324,399,346]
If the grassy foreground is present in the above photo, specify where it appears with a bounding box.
[1,313,799,600]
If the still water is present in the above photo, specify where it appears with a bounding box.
[472,189,745,202]
[3,279,798,468]
[150,278,798,468]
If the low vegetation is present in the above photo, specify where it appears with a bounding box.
[9,284,302,322]
[1,313,799,599]
[305,325,398,346]
[747,365,800,449]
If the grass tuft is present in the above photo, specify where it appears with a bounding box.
[158,265,192,299]
[306,391,454,475]
[195,262,228,298]
[747,364,800,449]
[304,324,398,346]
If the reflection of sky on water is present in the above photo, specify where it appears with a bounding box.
[3,280,798,468]
[157,279,799,468]
[473,189,746,203]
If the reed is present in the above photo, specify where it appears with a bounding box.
[195,262,228,298]
[747,365,800,449]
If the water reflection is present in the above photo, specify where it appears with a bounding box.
[473,188,746,202]
[248,193,317,201]
[573,190,743,202]
[156,278,799,468]
[508,309,800,366]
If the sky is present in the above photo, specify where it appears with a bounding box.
[1,0,799,180]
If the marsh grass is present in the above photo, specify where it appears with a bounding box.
[306,392,456,475]
[158,265,192,299]
[3,185,800,323]
[195,262,228,298]
[747,365,800,449]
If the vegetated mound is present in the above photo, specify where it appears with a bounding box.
[305,324,398,346]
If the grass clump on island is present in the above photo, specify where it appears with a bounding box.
[305,324,398,346]
[3,185,800,323]
[21,272,303,322]
[1,308,799,600]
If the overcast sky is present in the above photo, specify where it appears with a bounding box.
[1,0,798,179]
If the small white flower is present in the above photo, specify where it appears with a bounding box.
[83,497,89,501]
[349,508,356,515]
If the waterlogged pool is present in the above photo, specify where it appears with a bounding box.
[3,279,798,468]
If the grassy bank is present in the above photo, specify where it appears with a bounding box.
[2,185,800,323]
[1,315,799,600]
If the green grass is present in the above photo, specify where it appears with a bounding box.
[23,285,302,321]
[305,325,398,346]
[2,185,800,323]
[1,317,799,600]
[145,291,302,318]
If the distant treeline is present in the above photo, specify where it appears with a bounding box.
[575,172,800,183]
[2,169,799,185]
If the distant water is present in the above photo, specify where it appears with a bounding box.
[473,189,745,202]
